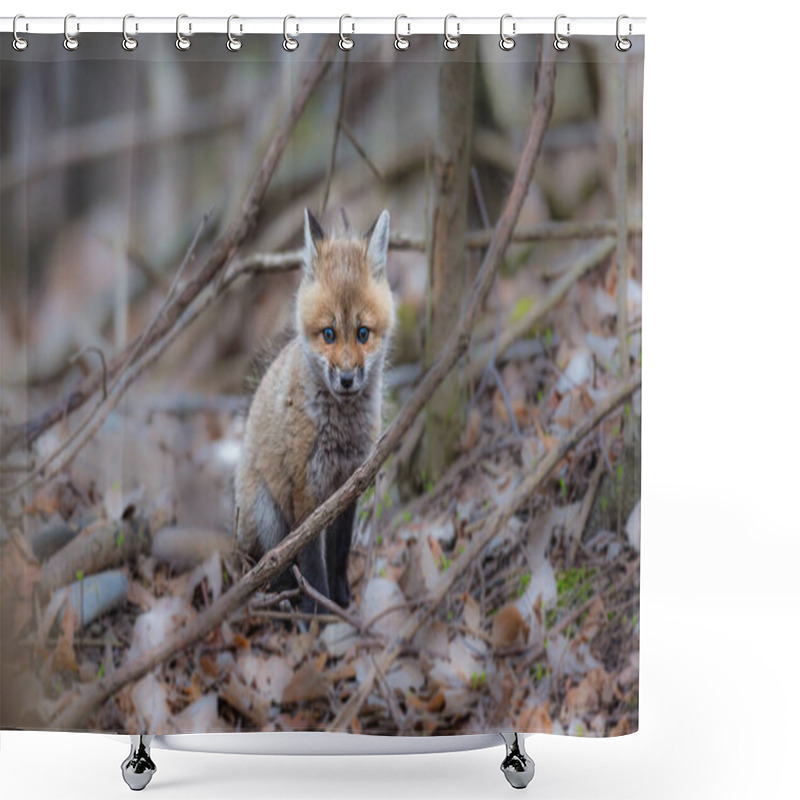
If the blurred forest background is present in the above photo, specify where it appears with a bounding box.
[0,35,642,738]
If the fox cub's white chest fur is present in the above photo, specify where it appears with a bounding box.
[235,208,395,612]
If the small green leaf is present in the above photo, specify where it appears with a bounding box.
[510,296,536,325]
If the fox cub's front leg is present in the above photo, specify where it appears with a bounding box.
[326,503,356,608]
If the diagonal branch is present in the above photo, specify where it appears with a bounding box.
[1,35,339,460]
[47,43,557,731]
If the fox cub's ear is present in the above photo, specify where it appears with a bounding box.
[303,208,325,281]
[365,209,390,281]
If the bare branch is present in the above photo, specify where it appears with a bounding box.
[69,347,108,401]
[291,565,363,633]
[338,120,385,182]
[321,55,350,216]
[616,56,631,380]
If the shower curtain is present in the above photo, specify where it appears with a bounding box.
[0,28,643,739]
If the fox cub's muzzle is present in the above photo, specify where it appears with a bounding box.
[329,364,366,396]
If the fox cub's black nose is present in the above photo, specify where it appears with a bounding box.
[340,372,354,390]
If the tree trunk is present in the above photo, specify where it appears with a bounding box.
[420,39,476,484]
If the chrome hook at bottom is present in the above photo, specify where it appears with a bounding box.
[499,732,535,790]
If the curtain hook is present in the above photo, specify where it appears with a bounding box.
[499,14,515,51]
[443,14,460,51]
[63,13,79,51]
[227,15,242,52]
[394,15,410,51]
[616,15,632,52]
[339,15,354,50]
[122,14,138,51]
[553,14,570,51]
[283,15,299,51]
[12,14,29,51]
[176,14,191,51]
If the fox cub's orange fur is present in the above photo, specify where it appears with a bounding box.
[235,208,395,611]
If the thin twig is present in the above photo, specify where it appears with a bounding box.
[616,55,630,380]
[364,469,383,582]
[567,459,606,564]
[292,565,363,632]
[321,54,350,216]
[69,347,108,401]
[338,119,385,182]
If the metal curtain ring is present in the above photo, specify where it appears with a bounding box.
[443,14,459,51]
[283,15,299,51]
[176,14,191,50]
[122,14,138,51]
[499,14,515,51]
[339,15,354,50]
[553,14,570,51]
[394,15,410,51]
[63,13,79,50]
[13,14,29,51]
[227,15,242,51]
[616,15,632,51]
[283,14,300,53]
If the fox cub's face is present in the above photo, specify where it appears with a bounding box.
[297,209,395,399]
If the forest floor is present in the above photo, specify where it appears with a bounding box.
[2,238,641,738]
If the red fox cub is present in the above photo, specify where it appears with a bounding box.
[235,208,395,612]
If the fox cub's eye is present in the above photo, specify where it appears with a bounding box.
[357,326,370,344]
[322,327,336,344]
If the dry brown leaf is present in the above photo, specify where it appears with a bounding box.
[126,579,156,611]
[585,667,615,706]
[283,661,329,705]
[491,604,530,649]
[563,668,613,720]
[427,536,444,569]
[581,595,607,641]
[563,677,597,719]
[327,663,357,683]
[493,391,531,428]
[517,700,553,734]
[0,535,42,638]
[618,653,639,688]
[462,408,482,450]
[532,408,557,453]
[610,715,632,736]
[25,485,61,517]
[313,652,328,672]
[232,634,250,650]
[51,597,79,674]
[199,656,219,678]
[405,692,427,712]
[399,537,439,597]
[427,690,446,713]
[462,594,481,634]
